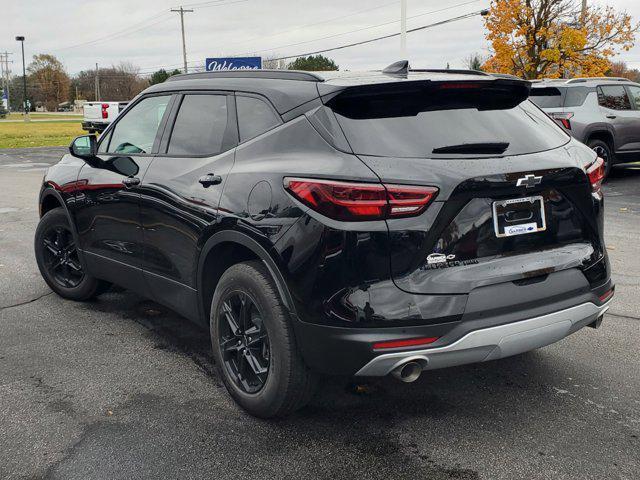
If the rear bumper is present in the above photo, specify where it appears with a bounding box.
[81,121,108,131]
[355,300,611,376]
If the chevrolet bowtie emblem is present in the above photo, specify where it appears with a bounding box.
[516,174,542,188]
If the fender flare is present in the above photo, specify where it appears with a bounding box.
[196,229,296,320]
[39,186,87,268]
[582,125,616,150]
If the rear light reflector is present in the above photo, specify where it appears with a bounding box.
[284,177,437,221]
[598,288,614,303]
[101,103,109,119]
[373,336,439,350]
[436,82,484,90]
[586,157,605,193]
[550,112,574,130]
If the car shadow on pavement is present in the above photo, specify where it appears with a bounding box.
[82,288,559,418]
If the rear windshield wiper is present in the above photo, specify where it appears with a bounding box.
[432,142,510,155]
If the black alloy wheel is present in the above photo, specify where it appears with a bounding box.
[210,261,317,418]
[34,208,109,301]
[218,290,270,394]
[587,139,614,178]
[41,225,84,288]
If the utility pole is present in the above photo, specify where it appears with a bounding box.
[0,52,11,110]
[400,0,407,58]
[580,0,587,26]
[171,6,194,73]
[95,63,100,101]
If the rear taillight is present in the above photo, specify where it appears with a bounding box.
[373,336,439,350]
[101,103,109,119]
[598,288,614,303]
[284,178,438,221]
[550,112,574,130]
[586,157,605,193]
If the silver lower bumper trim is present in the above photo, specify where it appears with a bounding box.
[355,301,611,377]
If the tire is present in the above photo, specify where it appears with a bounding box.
[210,260,317,418]
[34,208,109,301]
[587,138,614,178]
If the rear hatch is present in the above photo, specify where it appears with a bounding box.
[320,77,603,295]
[83,102,103,122]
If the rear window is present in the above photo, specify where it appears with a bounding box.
[328,87,569,158]
[530,87,565,108]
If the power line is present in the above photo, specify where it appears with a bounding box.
[54,0,244,53]
[131,1,483,74]
[233,0,481,57]
[216,0,400,52]
[54,11,173,51]
[269,9,488,62]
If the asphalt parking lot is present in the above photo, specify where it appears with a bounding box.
[1,147,639,480]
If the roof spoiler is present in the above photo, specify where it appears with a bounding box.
[324,78,532,118]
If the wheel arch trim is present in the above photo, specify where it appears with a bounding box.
[197,229,296,322]
[38,186,88,270]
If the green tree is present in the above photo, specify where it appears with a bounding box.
[287,55,338,71]
[149,68,182,85]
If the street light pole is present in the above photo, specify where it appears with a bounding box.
[15,36,29,121]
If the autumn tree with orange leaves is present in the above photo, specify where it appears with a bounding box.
[482,0,638,79]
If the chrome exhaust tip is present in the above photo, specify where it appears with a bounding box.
[391,361,423,383]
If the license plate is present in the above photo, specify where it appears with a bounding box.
[492,196,546,238]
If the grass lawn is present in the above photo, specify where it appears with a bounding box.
[0,120,85,148]
[5,112,82,121]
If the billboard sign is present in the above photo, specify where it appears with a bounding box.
[205,57,262,71]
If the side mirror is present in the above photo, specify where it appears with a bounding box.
[69,135,99,163]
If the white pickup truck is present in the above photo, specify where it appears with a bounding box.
[82,101,128,133]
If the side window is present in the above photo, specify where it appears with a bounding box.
[597,85,632,110]
[107,95,171,154]
[236,96,281,142]
[167,94,229,156]
[564,87,590,108]
[97,129,112,153]
[627,85,640,110]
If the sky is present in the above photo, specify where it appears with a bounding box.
[3,0,640,76]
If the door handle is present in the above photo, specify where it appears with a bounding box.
[606,114,617,119]
[122,176,141,188]
[198,173,222,188]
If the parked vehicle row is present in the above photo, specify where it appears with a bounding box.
[36,63,613,417]
[529,77,640,176]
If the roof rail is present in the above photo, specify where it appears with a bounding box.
[166,69,325,83]
[566,77,631,84]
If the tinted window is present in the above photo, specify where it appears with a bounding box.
[627,85,640,110]
[530,87,565,108]
[107,95,170,154]
[237,96,281,142]
[330,99,569,158]
[97,129,112,153]
[564,87,590,107]
[168,95,229,155]
[597,86,632,110]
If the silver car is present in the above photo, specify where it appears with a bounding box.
[530,77,640,176]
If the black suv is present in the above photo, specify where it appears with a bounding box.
[35,63,613,417]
